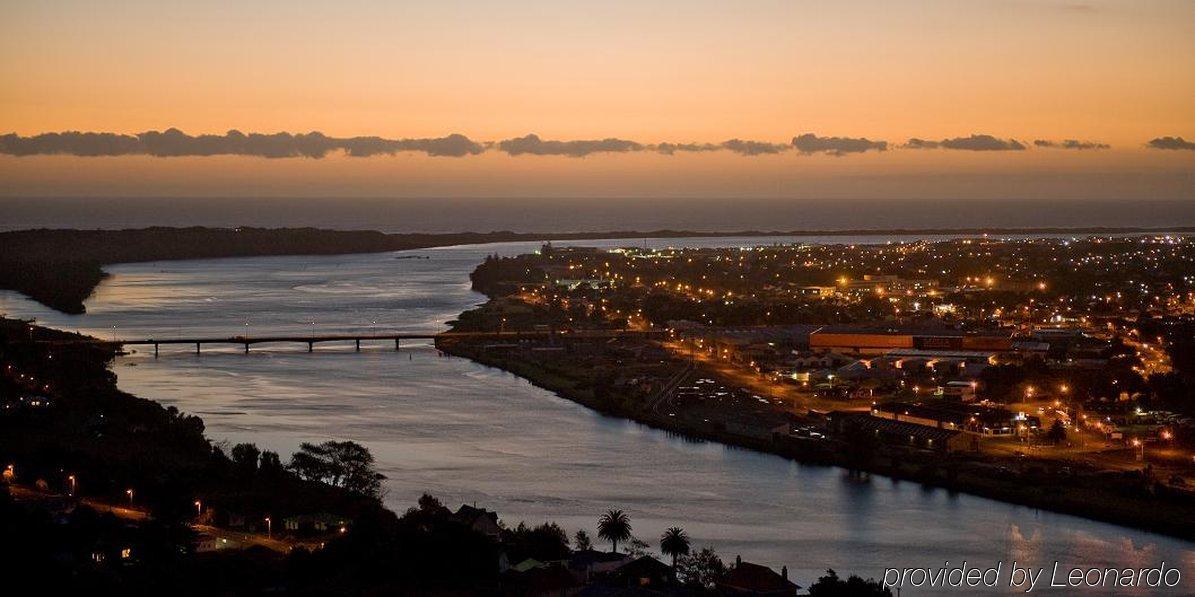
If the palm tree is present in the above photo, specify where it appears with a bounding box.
[660,527,691,569]
[597,509,632,553]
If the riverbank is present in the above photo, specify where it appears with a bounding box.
[437,324,1195,541]
[3,226,1191,313]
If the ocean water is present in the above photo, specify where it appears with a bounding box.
[0,235,1192,594]
[2,196,1194,232]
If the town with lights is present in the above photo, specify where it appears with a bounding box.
[438,236,1195,533]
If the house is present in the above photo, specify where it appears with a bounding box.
[939,380,978,402]
[501,562,581,597]
[569,550,635,582]
[717,559,799,596]
[790,350,834,369]
[282,513,348,535]
[605,556,675,589]
[452,504,502,540]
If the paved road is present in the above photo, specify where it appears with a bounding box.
[7,484,311,553]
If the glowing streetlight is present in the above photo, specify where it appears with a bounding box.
[68,474,76,495]
[265,516,272,537]
[126,488,134,504]
[194,500,203,516]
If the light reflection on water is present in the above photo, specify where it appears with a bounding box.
[1,234,1192,593]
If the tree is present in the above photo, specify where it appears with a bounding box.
[807,569,892,596]
[417,493,444,513]
[501,521,570,562]
[1046,419,1067,444]
[660,527,691,569]
[625,536,651,557]
[230,443,260,477]
[676,547,725,589]
[597,509,632,553]
[574,529,592,551]
[288,440,386,497]
[259,451,284,477]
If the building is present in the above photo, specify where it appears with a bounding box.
[795,285,836,298]
[826,411,973,453]
[808,326,1013,355]
[790,350,835,369]
[452,504,502,540]
[282,513,348,535]
[872,401,1040,436]
[938,380,979,401]
[717,559,800,596]
[841,274,940,294]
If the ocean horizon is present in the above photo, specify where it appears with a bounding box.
[3,196,1193,233]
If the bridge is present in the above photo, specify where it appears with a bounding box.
[108,329,663,356]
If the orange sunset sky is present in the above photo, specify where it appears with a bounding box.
[1,0,1193,199]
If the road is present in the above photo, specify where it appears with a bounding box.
[6,484,313,553]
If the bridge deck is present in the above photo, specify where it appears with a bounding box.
[109,329,661,345]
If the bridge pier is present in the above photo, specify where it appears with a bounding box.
[395,338,400,351]
[355,339,361,352]
[154,343,159,358]
[195,342,200,355]
[244,343,250,354]
[308,341,313,353]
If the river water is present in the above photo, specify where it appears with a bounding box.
[2,234,1192,593]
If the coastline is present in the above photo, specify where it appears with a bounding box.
[437,334,1195,542]
[2,226,1192,314]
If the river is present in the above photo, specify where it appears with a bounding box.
[1,234,1192,593]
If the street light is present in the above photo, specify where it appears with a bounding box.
[194,500,202,516]
[265,516,272,537]
[68,474,76,496]
[126,488,134,504]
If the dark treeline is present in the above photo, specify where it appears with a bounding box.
[3,226,1192,314]
[0,317,384,519]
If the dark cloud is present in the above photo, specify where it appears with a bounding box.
[938,134,1026,151]
[902,138,940,149]
[1034,139,1109,150]
[651,142,720,155]
[497,134,643,157]
[1147,136,1195,151]
[719,139,789,156]
[0,129,484,158]
[791,133,887,156]
[2,128,1147,159]
[339,133,485,157]
[903,135,1029,151]
[0,131,143,156]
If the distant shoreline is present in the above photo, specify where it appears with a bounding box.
[1,226,1192,314]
